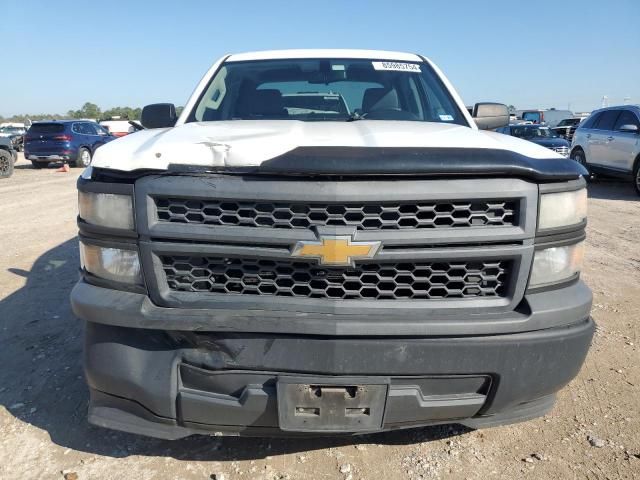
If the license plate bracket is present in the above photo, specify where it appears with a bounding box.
[277,376,388,432]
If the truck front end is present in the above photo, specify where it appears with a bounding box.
[71,51,593,438]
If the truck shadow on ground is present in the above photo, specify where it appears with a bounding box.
[0,238,471,461]
[14,161,67,170]
[586,178,638,201]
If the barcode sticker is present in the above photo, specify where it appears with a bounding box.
[372,61,421,72]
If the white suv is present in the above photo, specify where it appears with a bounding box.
[570,105,640,195]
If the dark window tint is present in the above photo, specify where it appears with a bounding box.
[511,126,557,138]
[580,113,599,129]
[74,122,96,135]
[558,118,580,127]
[83,123,99,135]
[594,110,620,131]
[613,110,640,130]
[94,124,110,135]
[29,123,65,134]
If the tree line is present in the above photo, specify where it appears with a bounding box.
[1,102,183,123]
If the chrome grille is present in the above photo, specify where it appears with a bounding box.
[154,198,517,230]
[550,146,569,157]
[162,256,510,300]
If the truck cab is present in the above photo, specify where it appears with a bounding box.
[518,109,573,127]
[71,50,593,438]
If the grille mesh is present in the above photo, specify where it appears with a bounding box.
[155,198,517,230]
[550,146,569,156]
[162,256,509,300]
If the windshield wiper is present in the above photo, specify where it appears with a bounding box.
[346,112,366,122]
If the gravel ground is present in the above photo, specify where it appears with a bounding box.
[0,153,639,479]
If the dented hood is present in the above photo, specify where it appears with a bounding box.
[90,120,566,173]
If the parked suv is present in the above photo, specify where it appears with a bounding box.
[71,49,593,438]
[24,120,116,169]
[570,105,640,195]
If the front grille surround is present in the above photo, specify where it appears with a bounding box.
[161,255,511,300]
[136,176,538,313]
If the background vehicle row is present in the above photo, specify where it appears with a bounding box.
[570,105,640,194]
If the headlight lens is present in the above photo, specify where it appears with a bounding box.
[78,191,134,230]
[79,243,142,285]
[529,242,584,287]
[538,189,587,230]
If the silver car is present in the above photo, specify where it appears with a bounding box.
[570,105,640,195]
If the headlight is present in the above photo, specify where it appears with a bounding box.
[538,189,587,230]
[78,191,134,230]
[79,242,142,285]
[529,242,584,288]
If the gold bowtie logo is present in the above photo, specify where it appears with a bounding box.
[291,235,381,266]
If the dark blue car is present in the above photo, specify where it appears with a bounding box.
[24,120,116,168]
[496,124,571,157]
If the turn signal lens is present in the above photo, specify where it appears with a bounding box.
[529,242,584,288]
[79,243,142,285]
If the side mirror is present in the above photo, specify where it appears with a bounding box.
[128,120,145,132]
[472,102,509,130]
[141,103,177,129]
[618,124,639,134]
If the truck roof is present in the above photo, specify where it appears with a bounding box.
[226,49,424,62]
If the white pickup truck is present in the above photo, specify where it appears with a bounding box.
[72,49,593,438]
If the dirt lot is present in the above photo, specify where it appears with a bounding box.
[0,153,638,480]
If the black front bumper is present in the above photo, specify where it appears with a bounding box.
[75,280,595,439]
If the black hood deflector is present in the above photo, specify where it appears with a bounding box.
[164,147,587,182]
[249,147,586,181]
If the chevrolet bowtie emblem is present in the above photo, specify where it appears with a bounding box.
[291,235,381,266]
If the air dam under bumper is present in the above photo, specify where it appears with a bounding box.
[75,284,595,439]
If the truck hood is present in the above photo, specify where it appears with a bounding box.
[91,120,564,172]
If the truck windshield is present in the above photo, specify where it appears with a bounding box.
[511,126,558,139]
[558,119,580,127]
[0,127,22,134]
[188,58,467,126]
[522,112,542,123]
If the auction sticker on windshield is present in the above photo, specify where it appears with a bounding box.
[372,61,421,72]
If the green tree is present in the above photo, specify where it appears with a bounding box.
[101,106,142,121]
[1,112,66,122]
[68,102,101,120]
[2,102,181,123]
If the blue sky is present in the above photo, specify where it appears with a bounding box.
[3,0,639,116]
